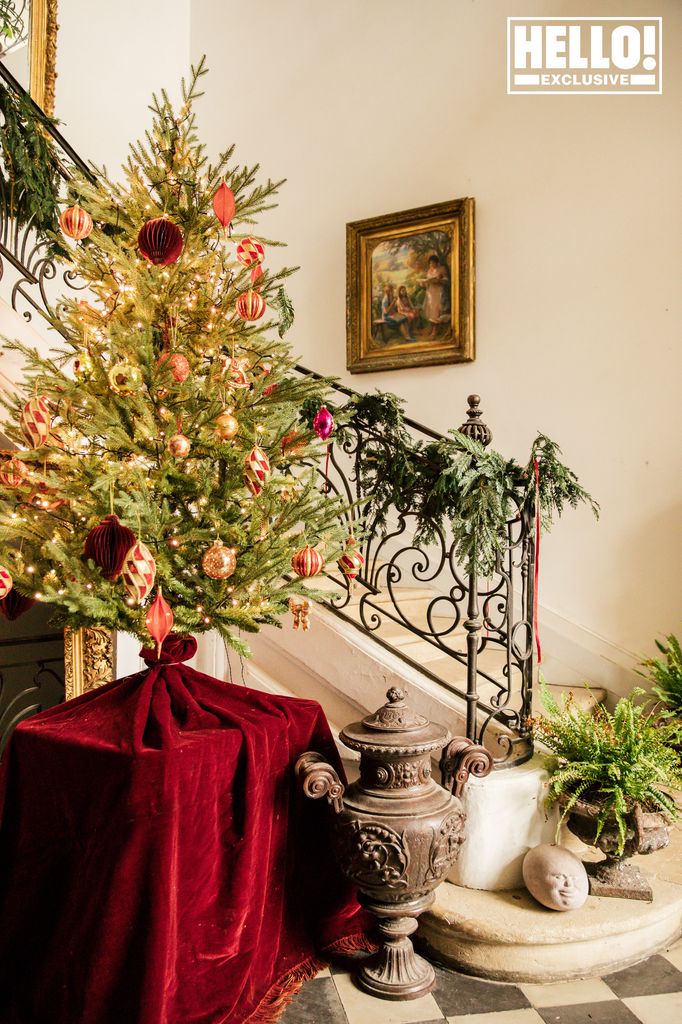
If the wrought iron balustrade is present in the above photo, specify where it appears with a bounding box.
[295,366,536,768]
[0,632,65,754]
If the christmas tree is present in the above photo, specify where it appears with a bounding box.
[0,60,347,655]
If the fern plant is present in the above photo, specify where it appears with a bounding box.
[640,632,682,719]
[532,679,682,856]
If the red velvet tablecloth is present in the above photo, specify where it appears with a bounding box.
[0,637,369,1024]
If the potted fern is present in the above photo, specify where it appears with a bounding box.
[532,681,682,901]
[641,631,682,730]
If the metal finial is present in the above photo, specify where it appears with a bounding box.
[459,394,492,447]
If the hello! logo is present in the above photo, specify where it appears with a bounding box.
[507,17,662,94]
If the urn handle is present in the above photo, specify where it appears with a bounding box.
[440,737,493,799]
[295,751,345,814]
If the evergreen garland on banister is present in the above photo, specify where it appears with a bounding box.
[301,389,599,577]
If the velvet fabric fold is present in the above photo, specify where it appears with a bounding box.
[0,642,369,1024]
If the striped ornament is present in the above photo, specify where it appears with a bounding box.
[20,396,51,448]
[0,566,12,600]
[0,456,29,488]
[243,445,271,496]
[291,546,324,578]
[235,236,265,267]
[338,536,365,583]
[59,205,93,241]
[235,290,266,322]
[121,540,157,604]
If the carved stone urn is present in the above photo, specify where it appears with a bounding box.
[296,687,492,1000]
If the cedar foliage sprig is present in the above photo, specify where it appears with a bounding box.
[302,391,599,577]
[531,679,682,855]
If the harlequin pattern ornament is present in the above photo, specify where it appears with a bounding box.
[157,351,191,383]
[0,456,29,488]
[138,217,184,266]
[108,359,143,395]
[121,540,157,604]
[291,546,324,578]
[59,204,93,241]
[0,566,13,600]
[214,411,239,440]
[235,290,266,322]
[338,534,365,591]
[213,181,236,229]
[243,445,271,496]
[313,405,334,441]
[83,514,136,581]
[145,587,174,656]
[235,236,265,268]
[202,539,237,580]
[167,432,191,458]
[20,396,51,448]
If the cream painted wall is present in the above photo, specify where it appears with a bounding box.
[55,0,191,171]
[188,0,682,663]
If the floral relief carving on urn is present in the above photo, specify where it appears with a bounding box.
[296,687,492,1000]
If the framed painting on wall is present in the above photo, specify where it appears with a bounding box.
[346,198,475,374]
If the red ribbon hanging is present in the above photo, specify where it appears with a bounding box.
[533,457,542,664]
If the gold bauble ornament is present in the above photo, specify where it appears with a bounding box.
[108,359,143,395]
[167,433,191,458]
[201,540,237,580]
[215,411,239,440]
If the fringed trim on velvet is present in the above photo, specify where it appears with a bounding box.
[244,931,376,1024]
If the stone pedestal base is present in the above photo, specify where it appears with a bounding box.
[358,893,436,1000]
[418,876,682,982]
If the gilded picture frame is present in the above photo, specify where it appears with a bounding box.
[63,626,114,700]
[29,0,58,115]
[346,198,475,374]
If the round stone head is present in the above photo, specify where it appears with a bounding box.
[522,844,589,911]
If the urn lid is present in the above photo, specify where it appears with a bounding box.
[340,687,449,754]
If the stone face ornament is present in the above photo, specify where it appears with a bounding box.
[522,844,589,911]
[296,687,492,1000]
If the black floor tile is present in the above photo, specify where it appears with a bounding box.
[280,976,348,1024]
[431,963,530,1016]
[537,1001,643,1024]
[603,953,682,997]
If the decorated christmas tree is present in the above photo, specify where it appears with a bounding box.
[0,60,348,655]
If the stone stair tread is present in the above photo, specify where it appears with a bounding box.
[534,682,606,714]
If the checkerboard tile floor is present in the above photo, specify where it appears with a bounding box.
[280,938,682,1024]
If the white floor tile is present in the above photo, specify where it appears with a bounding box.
[447,1010,544,1024]
[519,977,615,1007]
[623,991,682,1024]
[316,966,331,979]
[333,969,443,1024]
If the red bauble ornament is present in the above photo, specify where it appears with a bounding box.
[157,351,191,383]
[0,566,13,600]
[20,395,51,448]
[291,546,324,578]
[338,535,365,589]
[167,432,191,458]
[59,205,93,240]
[0,588,35,621]
[244,445,271,496]
[0,456,29,488]
[145,587,174,656]
[213,181,236,229]
[138,217,184,266]
[235,290,266,322]
[83,514,136,582]
[236,236,265,267]
[313,405,334,441]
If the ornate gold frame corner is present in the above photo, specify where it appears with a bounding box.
[64,626,115,700]
[346,197,475,375]
[29,0,59,116]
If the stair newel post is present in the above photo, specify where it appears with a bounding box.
[459,395,493,746]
